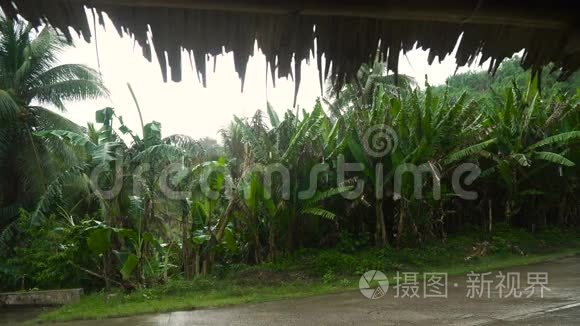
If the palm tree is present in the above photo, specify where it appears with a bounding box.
[0,16,107,235]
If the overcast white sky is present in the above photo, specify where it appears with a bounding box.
[55,12,488,141]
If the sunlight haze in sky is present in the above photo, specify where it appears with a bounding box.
[56,12,487,141]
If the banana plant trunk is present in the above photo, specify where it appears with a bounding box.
[375,198,388,247]
[193,246,201,276]
[200,197,235,275]
[254,232,262,264]
[268,217,276,261]
[181,204,192,279]
[397,201,406,249]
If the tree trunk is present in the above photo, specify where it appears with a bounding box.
[505,200,511,225]
[488,200,493,233]
[396,202,406,249]
[201,247,210,276]
[254,231,262,264]
[268,217,276,261]
[102,255,111,291]
[193,246,201,277]
[375,198,388,247]
[103,204,118,291]
[138,196,154,285]
[181,204,192,279]
[287,208,296,252]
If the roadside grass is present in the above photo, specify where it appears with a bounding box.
[37,282,347,322]
[38,226,580,322]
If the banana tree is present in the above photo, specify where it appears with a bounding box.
[480,80,579,224]
[234,103,349,253]
[188,157,236,275]
[34,107,132,288]
[339,81,484,247]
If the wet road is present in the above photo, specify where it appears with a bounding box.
[0,306,48,324]
[13,255,580,325]
[492,305,580,325]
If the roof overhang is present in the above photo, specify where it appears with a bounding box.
[4,0,579,100]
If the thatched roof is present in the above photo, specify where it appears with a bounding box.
[4,0,579,101]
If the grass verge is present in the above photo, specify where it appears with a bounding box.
[38,226,580,322]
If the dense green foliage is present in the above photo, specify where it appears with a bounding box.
[0,16,107,253]
[1,18,579,293]
[434,57,580,104]
[39,226,580,322]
